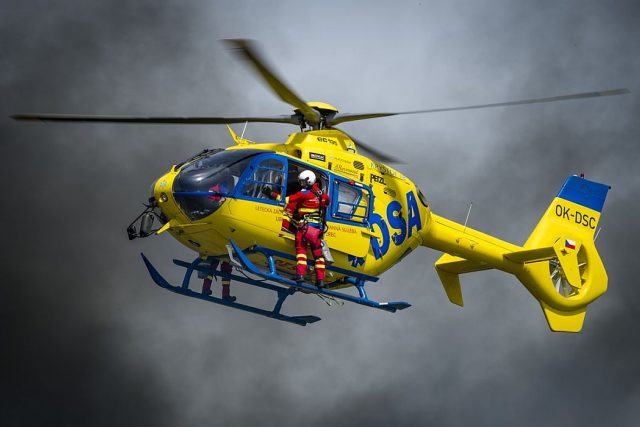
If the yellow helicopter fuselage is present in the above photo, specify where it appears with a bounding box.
[152,129,429,284]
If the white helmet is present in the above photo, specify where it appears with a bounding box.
[298,170,316,188]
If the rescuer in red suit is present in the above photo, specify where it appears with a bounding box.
[281,170,330,288]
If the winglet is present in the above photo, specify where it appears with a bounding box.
[433,253,494,306]
[540,301,586,333]
[435,268,464,306]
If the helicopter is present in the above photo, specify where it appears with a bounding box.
[13,39,629,332]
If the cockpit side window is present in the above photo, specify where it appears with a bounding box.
[241,157,286,202]
[173,149,260,220]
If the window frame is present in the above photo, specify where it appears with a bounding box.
[285,160,329,199]
[235,153,287,206]
[329,177,373,227]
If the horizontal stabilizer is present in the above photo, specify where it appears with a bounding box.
[435,268,464,306]
[504,246,555,263]
[435,254,491,274]
[434,254,491,307]
[540,301,586,333]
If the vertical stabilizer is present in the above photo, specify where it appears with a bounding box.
[516,175,610,332]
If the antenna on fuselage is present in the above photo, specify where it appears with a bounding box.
[240,121,248,139]
[463,202,473,233]
[594,227,602,242]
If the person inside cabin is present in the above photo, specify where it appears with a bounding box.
[281,170,330,288]
[261,180,282,201]
[208,173,234,205]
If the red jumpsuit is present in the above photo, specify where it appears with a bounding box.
[281,184,330,282]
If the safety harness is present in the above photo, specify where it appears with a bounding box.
[298,187,326,230]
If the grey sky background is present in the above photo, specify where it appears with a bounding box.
[2,1,639,426]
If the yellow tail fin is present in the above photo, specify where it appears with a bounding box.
[426,175,610,332]
[512,175,610,332]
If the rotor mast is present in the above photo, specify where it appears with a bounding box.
[295,101,339,131]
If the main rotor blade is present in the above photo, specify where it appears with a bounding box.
[329,88,630,125]
[11,113,300,125]
[334,127,404,164]
[223,39,320,126]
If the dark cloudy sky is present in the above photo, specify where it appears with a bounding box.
[2,1,639,426]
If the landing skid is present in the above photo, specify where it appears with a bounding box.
[141,254,320,326]
[140,240,411,326]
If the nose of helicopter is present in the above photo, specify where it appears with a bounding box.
[150,169,184,224]
[134,148,262,243]
[125,173,173,240]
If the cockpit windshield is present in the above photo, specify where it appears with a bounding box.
[173,149,262,220]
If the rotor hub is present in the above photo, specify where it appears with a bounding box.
[294,101,339,130]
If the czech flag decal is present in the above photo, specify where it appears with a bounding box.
[565,239,577,250]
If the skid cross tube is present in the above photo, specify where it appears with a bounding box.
[172,259,291,295]
[246,245,380,283]
[141,253,320,326]
[228,240,411,313]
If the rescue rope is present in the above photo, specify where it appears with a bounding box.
[236,266,268,282]
[315,292,344,307]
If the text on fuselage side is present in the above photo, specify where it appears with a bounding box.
[554,203,597,229]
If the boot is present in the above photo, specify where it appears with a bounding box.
[222,282,236,302]
[295,275,305,283]
[316,280,325,289]
[202,277,213,296]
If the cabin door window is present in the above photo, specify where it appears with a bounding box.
[330,178,372,226]
[240,156,286,204]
